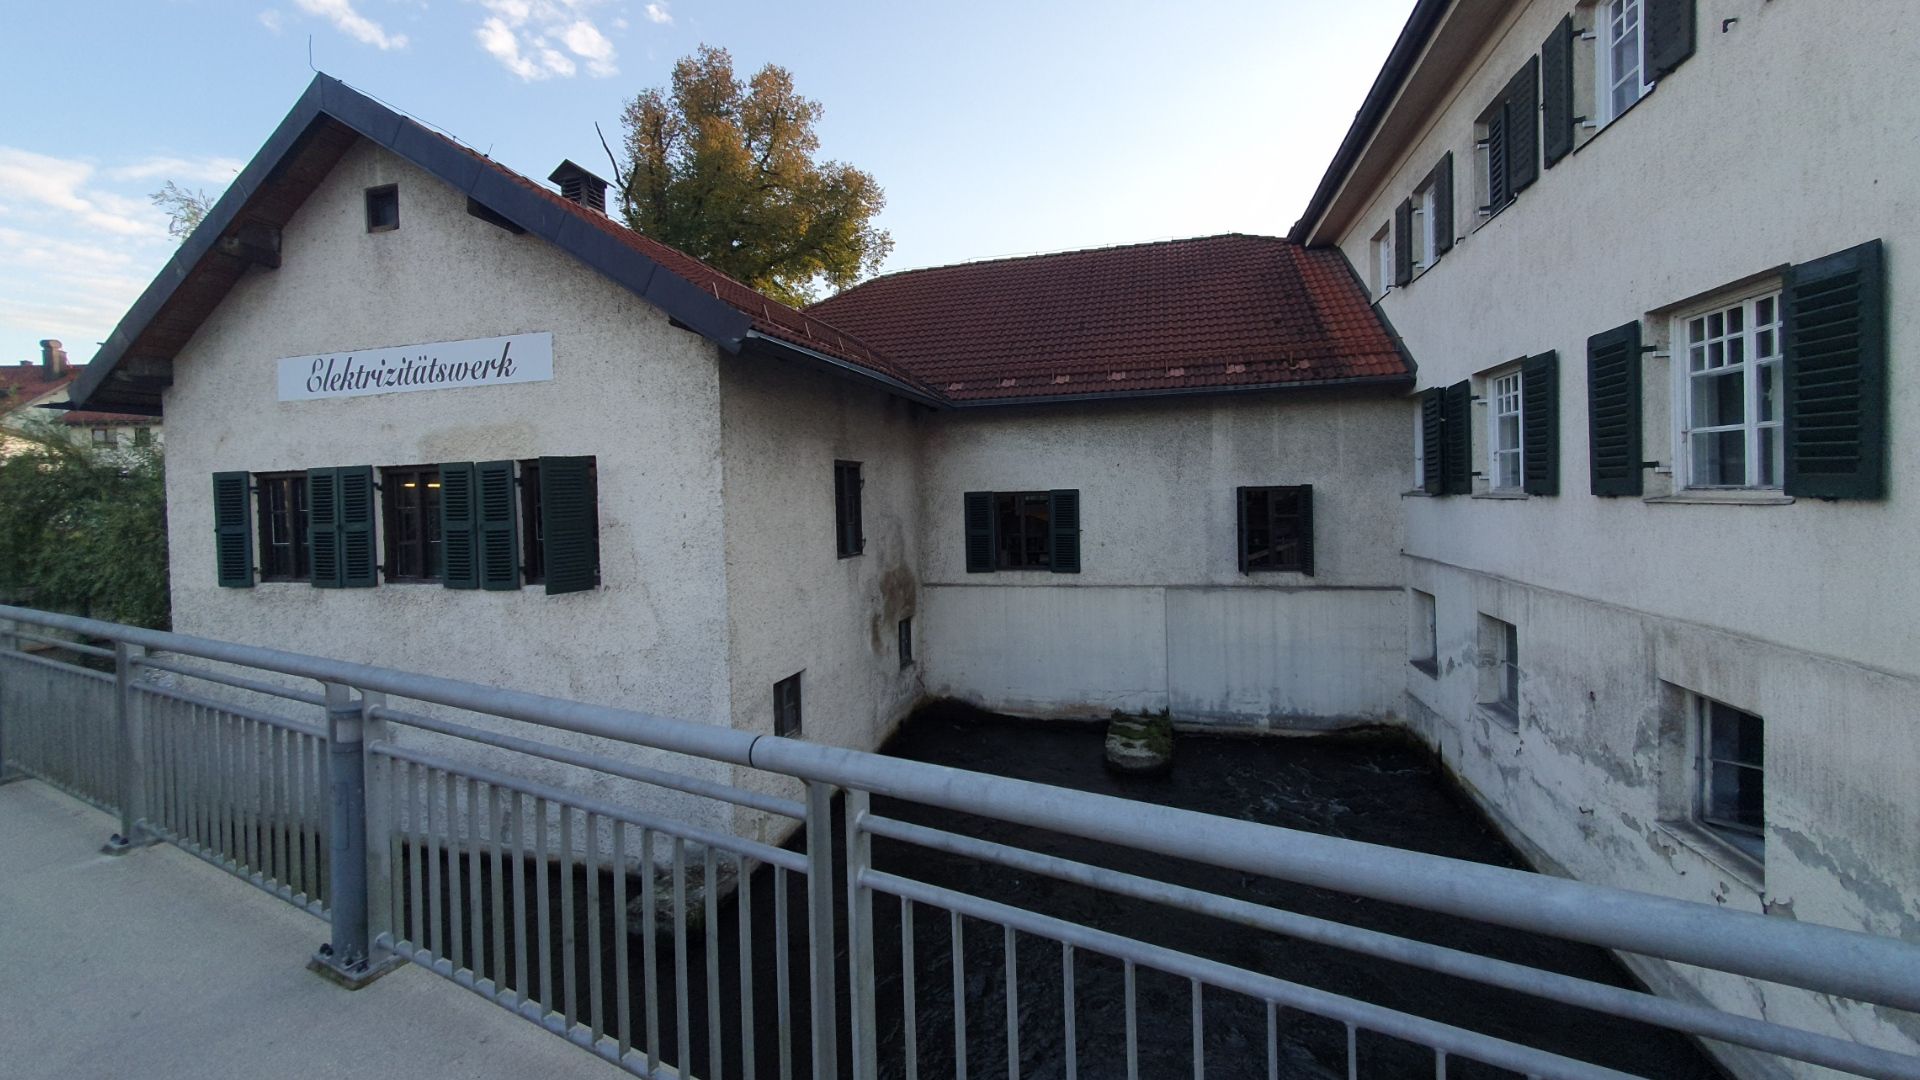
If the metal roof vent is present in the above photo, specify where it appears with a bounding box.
[547,160,609,214]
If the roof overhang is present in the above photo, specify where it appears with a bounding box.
[72,74,755,412]
[1288,0,1523,247]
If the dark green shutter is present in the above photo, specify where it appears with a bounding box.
[1505,57,1540,197]
[1646,0,1696,80]
[307,467,341,587]
[963,492,995,573]
[1394,198,1414,287]
[1443,381,1472,495]
[1431,154,1454,258]
[539,456,597,595]
[439,462,478,589]
[1522,352,1560,496]
[1421,389,1446,495]
[1783,239,1887,499]
[1048,489,1081,574]
[1485,107,1510,212]
[1235,488,1251,573]
[1587,322,1645,496]
[1296,485,1315,577]
[477,460,521,589]
[1542,16,1576,168]
[339,466,376,587]
[213,472,254,588]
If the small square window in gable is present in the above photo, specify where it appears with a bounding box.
[366,185,399,233]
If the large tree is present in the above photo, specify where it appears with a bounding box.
[611,46,892,306]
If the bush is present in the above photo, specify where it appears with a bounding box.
[0,418,168,628]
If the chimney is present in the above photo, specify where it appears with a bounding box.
[547,160,610,214]
[39,339,67,378]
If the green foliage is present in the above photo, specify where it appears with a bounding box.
[150,180,214,243]
[615,45,893,307]
[0,420,169,628]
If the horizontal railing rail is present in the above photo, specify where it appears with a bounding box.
[2,602,1917,1080]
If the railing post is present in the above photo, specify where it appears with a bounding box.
[101,642,156,853]
[310,681,400,988]
[805,780,840,1080]
[844,787,879,1080]
[0,622,18,786]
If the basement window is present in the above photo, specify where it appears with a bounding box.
[774,672,803,738]
[365,185,399,233]
[835,460,865,558]
[1696,695,1764,863]
[1410,590,1438,677]
[898,616,914,669]
[1477,614,1520,728]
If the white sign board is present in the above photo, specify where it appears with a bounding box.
[276,333,553,402]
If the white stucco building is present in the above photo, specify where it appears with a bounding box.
[67,0,1918,1064]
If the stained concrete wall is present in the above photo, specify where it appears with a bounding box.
[917,392,1408,727]
[1321,0,1920,1068]
[717,356,927,842]
[162,140,738,830]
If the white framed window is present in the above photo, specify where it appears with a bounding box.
[1415,182,1439,272]
[1695,694,1764,864]
[1370,223,1392,297]
[1488,368,1524,491]
[1596,0,1651,125]
[1675,290,1783,489]
[1412,406,1426,489]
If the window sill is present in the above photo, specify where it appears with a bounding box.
[1476,701,1520,733]
[1401,489,1435,498]
[1471,491,1529,501]
[1643,492,1794,506]
[1656,820,1764,892]
[1410,658,1439,680]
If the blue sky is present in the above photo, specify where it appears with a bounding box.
[0,0,1412,364]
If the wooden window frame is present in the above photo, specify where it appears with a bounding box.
[380,465,442,583]
[1237,485,1313,574]
[255,472,311,582]
[365,185,399,233]
[994,491,1053,571]
[1673,289,1785,490]
[1489,368,1525,491]
[520,460,545,585]
[1597,0,1652,127]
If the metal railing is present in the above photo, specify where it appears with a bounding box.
[1,603,1917,1080]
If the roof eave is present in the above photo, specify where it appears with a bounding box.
[740,330,949,409]
[946,371,1415,409]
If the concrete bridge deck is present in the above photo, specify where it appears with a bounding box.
[0,779,621,1079]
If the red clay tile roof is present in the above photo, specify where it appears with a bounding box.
[435,133,940,399]
[806,234,1408,403]
[0,364,150,423]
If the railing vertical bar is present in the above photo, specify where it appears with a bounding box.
[846,788,878,1080]
[408,760,425,949]
[673,836,690,1079]
[469,777,486,982]
[489,782,507,991]
[242,717,259,875]
[1266,1001,1278,1080]
[737,851,755,1080]
[1346,1023,1358,1080]
[1435,1049,1448,1079]
[313,727,330,907]
[775,864,792,1080]
[182,702,198,851]
[1124,960,1139,1080]
[1062,942,1076,1080]
[300,728,317,901]
[267,722,283,889]
[536,797,554,1016]
[512,789,530,1007]
[293,726,309,899]
[449,775,467,975]
[614,820,633,1061]
[427,767,444,959]
[220,709,236,865]
[902,899,919,1080]
[1005,926,1019,1080]
[706,844,722,1080]
[1191,978,1204,1080]
[388,754,405,947]
[213,709,230,866]
[199,703,215,852]
[588,811,606,1044]
[805,780,840,1080]
[562,804,579,1033]
[643,828,661,1078]
[952,910,967,1080]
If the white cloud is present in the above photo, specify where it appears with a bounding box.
[258,9,286,34]
[294,0,409,50]
[106,155,245,186]
[644,3,671,25]
[474,0,620,80]
[0,149,223,359]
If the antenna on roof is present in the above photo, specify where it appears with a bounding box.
[307,34,317,73]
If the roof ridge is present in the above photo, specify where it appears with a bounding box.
[819,232,1296,301]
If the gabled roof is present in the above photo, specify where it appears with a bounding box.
[71,74,942,413]
[806,234,1410,404]
[0,364,78,407]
